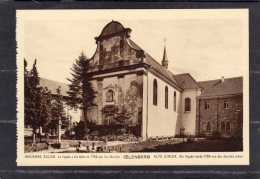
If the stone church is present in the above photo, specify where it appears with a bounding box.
[82,21,243,139]
[39,21,243,140]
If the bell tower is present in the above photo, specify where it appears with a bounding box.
[161,38,168,69]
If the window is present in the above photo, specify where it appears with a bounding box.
[74,106,77,112]
[184,98,191,112]
[106,89,114,102]
[221,121,225,132]
[202,122,206,131]
[174,91,176,112]
[224,101,229,109]
[165,86,168,109]
[105,114,114,125]
[206,121,211,131]
[226,121,231,132]
[236,103,242,111]
[153,79,158,106]
[204,102,210,110]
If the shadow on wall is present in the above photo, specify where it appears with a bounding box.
[174,93,182,136]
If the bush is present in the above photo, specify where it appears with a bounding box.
[114,128,126,135]
[74,121,88,140]
[209,131,221,139]
[196,133,206,138]
[61,129,75,140]
[174,134,187,138]
[128,125,141,136]
[187,135,195,143]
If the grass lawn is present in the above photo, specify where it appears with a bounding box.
[24,143,47,152]
[130,138,243,152]
[24,138,243,153]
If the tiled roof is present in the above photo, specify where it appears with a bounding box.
[128,39,142,50]
[198,77,243,97]
[40,78,69,96]
[128,39,180,90]
[174,73,201,90]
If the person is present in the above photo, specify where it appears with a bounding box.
[92,142,95,150]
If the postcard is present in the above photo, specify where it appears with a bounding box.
[16,9,249,166]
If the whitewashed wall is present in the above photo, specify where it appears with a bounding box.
[143,72,181,139]
[64,104,82,123]
[179,89,201,135]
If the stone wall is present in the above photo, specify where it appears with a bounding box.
[87,74,143,130]
[89,35,143,72]
[86,25,146,137]
[196,95,243,137]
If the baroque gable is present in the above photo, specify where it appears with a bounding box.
[89,21,145,72]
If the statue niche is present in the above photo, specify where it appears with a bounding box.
[106,89,114,102]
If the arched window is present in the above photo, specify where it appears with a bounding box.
[206,121,211,131]
[221,121,225,132]
[106,89,114,102]
[202,122,206,131]
[153,79,157,106]
[174,91,176,112]
[165,86,168,109]
[184,98,191,111]
[105,114,114,125]
[226,121,231,132]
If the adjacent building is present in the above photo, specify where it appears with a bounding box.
[196,77,243,137]
[24,78,82,136]
[39,78,82,126]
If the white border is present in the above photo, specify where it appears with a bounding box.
[17,9,249,166]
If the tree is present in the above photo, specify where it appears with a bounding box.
[38,87,52,142]
[24,59,30,127]
[24,59,42,143]
[67,52,96,128]
[114,106,132,131]
[48,87,69,134]
[24,59,52,143]
[74,120,87,140]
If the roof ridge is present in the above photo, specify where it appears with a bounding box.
[187,73,203,89]
[127,39,142,51]
[128,39,180,89]
[40,77,69,85]
[174,73,190,76]
[174,73,202,89]
[145,52,162,66]
[128,39,165,69]
[198,76,243,83]
[199,76,243,97]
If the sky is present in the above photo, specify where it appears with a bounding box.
[17,10,248,84]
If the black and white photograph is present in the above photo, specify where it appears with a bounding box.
[16,9,249,166]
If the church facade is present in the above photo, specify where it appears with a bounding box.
[83,21,243,140]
